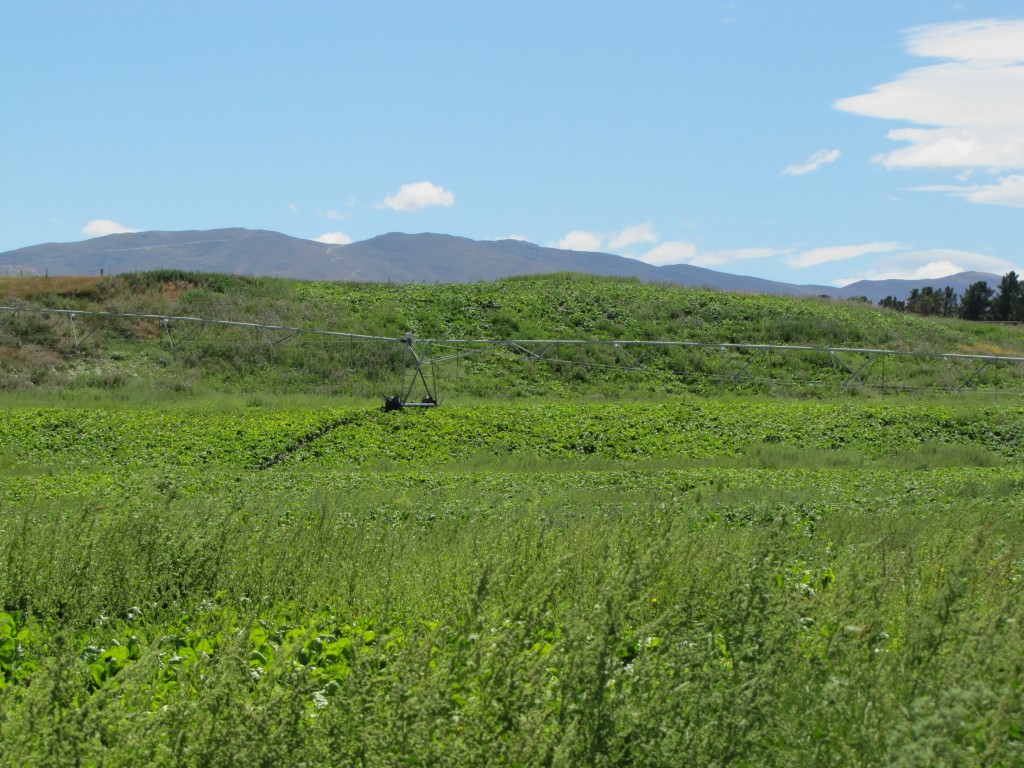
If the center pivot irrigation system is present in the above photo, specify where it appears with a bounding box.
[388,334,1024,405]
[3,305,1024,405]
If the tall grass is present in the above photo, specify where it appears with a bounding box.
[1,455,1022,765]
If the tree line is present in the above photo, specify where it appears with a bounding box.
[876,271,1024,321]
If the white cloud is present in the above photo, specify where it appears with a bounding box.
[608,222,657,250]
[318,209,347,220]
[287,203,299,212]
[787,241,907,268]
[550,223,657,253]
[914,174,1024,207]
[633,241,699,266]
[780,148,841,176]
[834,19,1024,206]
[874,127,1024,171]
[83,219,139,237]
[496,234,530,241]
[834,248,1020,285]
[381,181,455,212]
[551,230,604,251]
[315,231,353,245]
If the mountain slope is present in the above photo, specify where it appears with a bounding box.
[0,229,332,279]
[0,228,998,301]
[1,229,830,294]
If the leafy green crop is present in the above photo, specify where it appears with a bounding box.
[1,397,1022,765]
[2,401,1022,477]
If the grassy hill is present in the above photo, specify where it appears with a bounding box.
[2,270,1023,401]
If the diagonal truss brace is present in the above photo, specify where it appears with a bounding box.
[259,329,300,347]
[829,350,877,387]
[612,342,648,372]
[720,346,769,383]
[956,359,993,391]
[162,319,205,351]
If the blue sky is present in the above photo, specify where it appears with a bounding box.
[3,1,1023,287]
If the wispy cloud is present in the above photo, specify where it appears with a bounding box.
[834,19,1024,206]
[315,231,352,245]
[689,248,783,268]
[914,174,1024,208]
[633,243,781,268]
[786,242,907,268]
[907,18,1024,63]
[82,219,138,237]
[549,223,781,268]
[780,148,841,176]
[318,208,347,220]
[381,181,455,212]
[833,248,1020,286]
[608,222,658,250]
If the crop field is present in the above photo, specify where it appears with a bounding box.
[2,273,1024,765]
[1,398,1023,766]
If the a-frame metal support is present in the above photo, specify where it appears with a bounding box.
[385,335,439,411]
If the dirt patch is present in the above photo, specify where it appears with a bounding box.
[162,281,181,303]
[0,343,62,366]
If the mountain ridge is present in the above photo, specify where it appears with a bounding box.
[0,228,1000,303]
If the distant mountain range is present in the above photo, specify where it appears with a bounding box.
[0,228,1000,303]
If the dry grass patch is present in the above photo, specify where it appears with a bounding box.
[957,340,1021,356]
[0,276,104,301]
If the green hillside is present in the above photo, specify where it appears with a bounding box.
[2,270,1023,401]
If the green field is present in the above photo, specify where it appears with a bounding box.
[2,274,1023,765]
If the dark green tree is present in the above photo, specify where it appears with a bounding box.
[941,286,959,318]
[878,295,905,312]
[907,286,943,317]
[959,280,994,321]
[992,271,1022,321]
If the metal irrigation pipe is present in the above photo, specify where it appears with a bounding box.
[411,337,1024,365]
[0,305,401,343]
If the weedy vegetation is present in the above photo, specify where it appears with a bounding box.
[1,272,1022,766]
